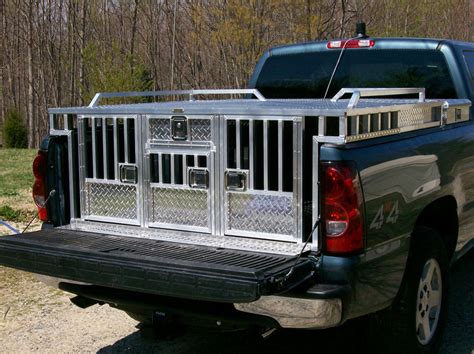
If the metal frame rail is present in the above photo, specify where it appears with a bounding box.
[88,89,267,107]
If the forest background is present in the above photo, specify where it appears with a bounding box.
[1,0,473,148]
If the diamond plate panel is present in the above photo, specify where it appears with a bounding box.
[84,182,137,220]
[149,118,171,140]
[226,192,294,236]
[190,119,212,141]
[398,107,432,127]
[70,220,308,255]
[151,187,209,229]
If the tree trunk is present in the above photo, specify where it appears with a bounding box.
[27,0,35,148]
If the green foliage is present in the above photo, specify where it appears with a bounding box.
[82,42,153,104]
[0,149,37,224]
[0,205,22,222]
[3,110,27,148]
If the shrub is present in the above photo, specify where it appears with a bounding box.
[3,109,28,148]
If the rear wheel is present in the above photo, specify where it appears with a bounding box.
[375,227,449,353]
[415,258,443,345]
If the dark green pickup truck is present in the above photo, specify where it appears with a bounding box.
[1,36,473,353]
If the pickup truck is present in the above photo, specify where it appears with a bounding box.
[1,36,473,353]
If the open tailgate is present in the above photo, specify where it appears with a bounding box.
[0,229,313,303]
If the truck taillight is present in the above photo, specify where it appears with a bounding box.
[321,161,364,254]
[32,151,48,221]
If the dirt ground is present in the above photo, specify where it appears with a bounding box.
[0,240,472,354]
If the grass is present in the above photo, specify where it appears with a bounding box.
[0,148,38,224]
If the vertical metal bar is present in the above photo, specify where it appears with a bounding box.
[102,117,108,179]
[356,115,360,134]
[170,153,175,184]
[297,118,304,242]
[377,114,382,132]
[221,117,228,235]
[339,116,346,138]
[235,119,241,169]
[312,136,319,251]
[387,113,392,129]
[211,115,219,235]
[158,153,163,183]
[318,116,325,136]
[143,152,150,227]
[64,114,69,130]
[113,118,119,179]
[134,118,139,164]
[263,119,268,191]
[278,120,283,192]
[78,117,87,218]
[293,118,303,242]
[49,114,55,131]
[135,116,144,226]
[249,119,254,190]
[67,118,76,220]
[194,154,198,167]
[124,118,129,163]
[182,154,187,185]
[91,118,97,178]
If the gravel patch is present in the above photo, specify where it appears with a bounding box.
[0,249,472,353]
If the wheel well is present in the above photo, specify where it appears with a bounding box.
[414,196,458,259]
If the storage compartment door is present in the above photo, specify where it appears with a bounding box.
[78,116,142,225]
[147,151,214,233]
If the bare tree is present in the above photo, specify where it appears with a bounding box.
[0,0,471,147]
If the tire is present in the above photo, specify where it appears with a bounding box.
[374,227,449,354]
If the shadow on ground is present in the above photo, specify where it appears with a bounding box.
[99,250,474,354]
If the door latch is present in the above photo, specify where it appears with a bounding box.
[225,170,248,191]
[120,164,138,184]
[188,168,209,189]
[171,116,188,140]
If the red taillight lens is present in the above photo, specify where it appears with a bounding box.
[327,39,375,49]
[321,161,364,254]
[32,153,46,178]
[32,151,49,222]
